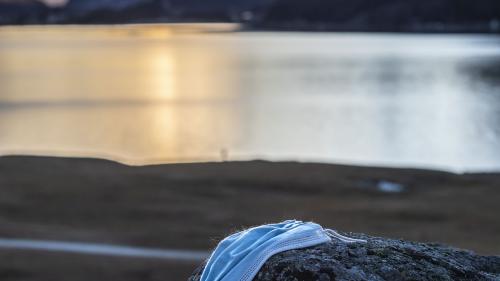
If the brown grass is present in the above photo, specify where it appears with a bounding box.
[0,156,499,280]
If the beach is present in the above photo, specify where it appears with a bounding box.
[0,155,499,280]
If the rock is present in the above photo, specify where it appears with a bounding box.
[188,233,500,281]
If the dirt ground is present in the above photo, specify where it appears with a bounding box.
[0,156,499,280]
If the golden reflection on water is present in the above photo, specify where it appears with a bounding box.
[0,24,242,163]
[1,25,500,170]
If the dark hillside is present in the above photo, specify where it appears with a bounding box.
[0,0,48,25]
[0,0,499,32]
[257,0,500,32]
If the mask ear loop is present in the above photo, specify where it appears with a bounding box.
[324,229,367,243]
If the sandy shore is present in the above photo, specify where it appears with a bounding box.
[0,156,499,280]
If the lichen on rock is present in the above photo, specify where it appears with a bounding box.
[189,233,500,281]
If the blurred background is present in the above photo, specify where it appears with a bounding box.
[0,1,499,280]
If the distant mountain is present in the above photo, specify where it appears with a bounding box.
[255,0,500,32]
[167,0,275,21]
[0,0,498,33]
[63,0,170,23]
[0,0,48,25]
[61,0,274,23]
[66,0,147,15]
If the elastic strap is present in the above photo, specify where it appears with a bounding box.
[324,229,366,243]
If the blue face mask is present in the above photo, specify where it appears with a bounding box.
[200,220,365,281]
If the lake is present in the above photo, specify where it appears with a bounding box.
[1,24,499,172]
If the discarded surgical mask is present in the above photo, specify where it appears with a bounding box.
[200,220,366,281]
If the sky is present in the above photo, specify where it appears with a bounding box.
[41,0,67,6]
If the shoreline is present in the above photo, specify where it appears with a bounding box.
[0,155,499,280]
[0,21,500,36]
[1,22,499,35]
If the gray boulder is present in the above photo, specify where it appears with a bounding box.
[189,234,500,281]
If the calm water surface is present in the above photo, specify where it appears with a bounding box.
[1,25,499,172]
